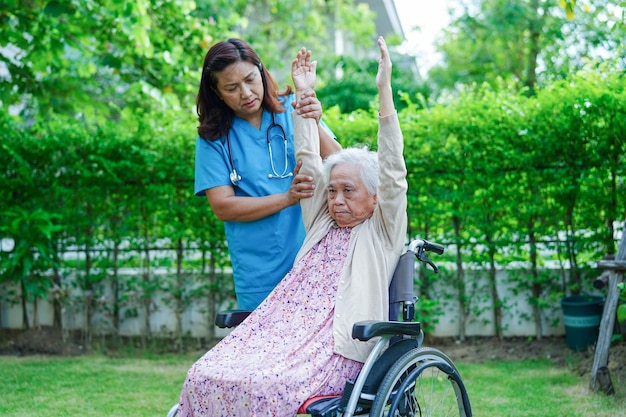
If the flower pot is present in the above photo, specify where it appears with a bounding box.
[560,295,604,351]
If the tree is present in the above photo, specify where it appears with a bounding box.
[559,0,577,19]
[428,0,625,95]
[317,53,431,113]
[1,0,205,122]
[0,0,379,126]
[0,208,61,329]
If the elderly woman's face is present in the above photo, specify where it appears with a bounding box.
[327,163,377,228]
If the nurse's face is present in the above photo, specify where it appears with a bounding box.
[215,60,264,123]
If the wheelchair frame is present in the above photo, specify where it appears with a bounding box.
[167,238,472,417]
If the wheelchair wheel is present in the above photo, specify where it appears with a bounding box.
[166,403,179,417]
[369,347,471,417]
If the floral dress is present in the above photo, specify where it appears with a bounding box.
[178,226,363,417]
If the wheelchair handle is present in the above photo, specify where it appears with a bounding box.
[408,238,445,273]
[408,238,445,255]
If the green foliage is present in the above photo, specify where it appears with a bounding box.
[0,208,61,303]
[1,0,207,121]
[2,0,626,343]
[320,61,625,340]
[430,0,626,94]
[0,0,378,125]
[618,282,626,324]
[317,55,430,113]
[2,58,625,342]
[0,0,383,342]
[0,104,230,337]
[559,0,577,20]
[399,63,625,339]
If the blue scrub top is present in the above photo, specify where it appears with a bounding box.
[194,94,334,308]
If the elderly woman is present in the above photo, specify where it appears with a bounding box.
[176,36,407,417]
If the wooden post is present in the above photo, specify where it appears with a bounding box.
[589,231,626,393]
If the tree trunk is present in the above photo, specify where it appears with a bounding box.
[138,211,153,348]
[84,242,92,347]
[605,153,618,256]
[453,216,467,342]
[21,277,29,329]
[52,267,63,329]
[111,241,120,347]
[33,297,39,329]
[486,235,503,340]
[524,0,542,94]
[142,238,152,348]
[565,204,581,293]
[528,220,543,339]
[175,237,184,353]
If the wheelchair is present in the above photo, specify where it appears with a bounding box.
[167,238,472,417]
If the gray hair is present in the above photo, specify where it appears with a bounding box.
[323,147,378,195]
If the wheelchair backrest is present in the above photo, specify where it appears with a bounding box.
[388,250,416,321]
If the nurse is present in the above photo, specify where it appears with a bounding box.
[194,38,340,310]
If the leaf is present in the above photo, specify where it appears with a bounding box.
[618,304,626,324]
[44,1,75,16]
[76,62,97,78]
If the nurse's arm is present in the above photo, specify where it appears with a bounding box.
[205,163,315,222]
[319,124,341,158]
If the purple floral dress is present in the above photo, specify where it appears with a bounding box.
[178,226,363,417]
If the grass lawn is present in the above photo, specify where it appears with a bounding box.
[0,352,199,417]
[0,352,624,417]
[463,359,626,417]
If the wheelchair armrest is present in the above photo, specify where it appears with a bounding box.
[215,309,252,328]
[352,320,421,341]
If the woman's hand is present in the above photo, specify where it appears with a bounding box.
[293,89,322,123]
[292,48,321,122]
[376,36,394,117]
[376,36,392,90]
[292,47,317,92]
[285,160,315,204]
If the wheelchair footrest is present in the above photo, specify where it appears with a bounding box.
[299,395,342,416]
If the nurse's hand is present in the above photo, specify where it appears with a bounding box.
[293,89,322,123]
[285,160,315,205]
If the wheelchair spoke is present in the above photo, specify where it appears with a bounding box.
[413,366,458,416]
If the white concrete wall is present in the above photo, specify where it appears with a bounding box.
[429,269,568,338]
[2,267,603,340]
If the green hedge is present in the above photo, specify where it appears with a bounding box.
[0,108,230,348]
[1,65,625,345]
[326,66,626,339]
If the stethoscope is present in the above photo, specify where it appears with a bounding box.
[227,112,293,186]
